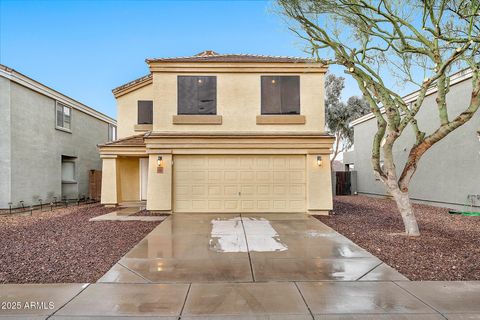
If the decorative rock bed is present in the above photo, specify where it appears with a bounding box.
[0,204,161,283]
[316,195,480,281]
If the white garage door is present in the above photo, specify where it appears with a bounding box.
[173,155,306,213]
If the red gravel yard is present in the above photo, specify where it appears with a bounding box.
[0,204,160,283]
[317,196,480,281]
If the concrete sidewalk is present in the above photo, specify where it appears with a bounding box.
[1,281,479,319]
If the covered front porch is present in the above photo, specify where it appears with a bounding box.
[98,134,150,207]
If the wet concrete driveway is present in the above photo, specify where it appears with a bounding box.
[100,213,407,283]
[4,213,480,319]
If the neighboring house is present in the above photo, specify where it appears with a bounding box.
[345,69,480,211]
[99,50,334,214]
[0,64,117,209]
[331,160,344,172]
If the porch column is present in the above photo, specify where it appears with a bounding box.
[100,155,118,206]
[306,153,333,215]
[146,153,172,211]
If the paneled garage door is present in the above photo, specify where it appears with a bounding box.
[173,155,306,213]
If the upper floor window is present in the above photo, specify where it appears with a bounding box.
[56,102,71,131]
[108,124,117,141]
[261,76,300,115]
[178,76,216,115]
[138,100,153,124]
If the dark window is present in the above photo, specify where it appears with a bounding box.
[261,76,300,114]
[138,100,153,124]
[178,76,216,115]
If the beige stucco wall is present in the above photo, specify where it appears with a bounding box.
[100,157,118,205]
[151,73,325,132]
[117,157,139,202]
[147,153,172,211]
[117,84,153,138]
[306,154,332,213]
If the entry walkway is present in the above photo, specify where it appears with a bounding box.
[1,214,479,319]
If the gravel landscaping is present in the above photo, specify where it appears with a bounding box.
[0,204,161,283]
[316,195,480,281]
[131,209,171,217]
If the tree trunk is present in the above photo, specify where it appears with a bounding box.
[389,188,420,236]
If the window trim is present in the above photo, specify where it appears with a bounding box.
[260,75,301,115]
[55,101,72,132]
[256,115,305,125]
[177,75,217,115]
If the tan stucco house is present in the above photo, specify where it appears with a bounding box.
[99,51,334,214]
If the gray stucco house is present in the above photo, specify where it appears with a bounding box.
[344,69,480,211]
[0,64,117,209]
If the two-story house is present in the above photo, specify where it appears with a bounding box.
[99,51,334,214]
[0,64,117,209]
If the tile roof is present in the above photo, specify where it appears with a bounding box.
[146,50,317,63]
[112,73,152,95]
[113,51,321,95]
[99,134,146,147]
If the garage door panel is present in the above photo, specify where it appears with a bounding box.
[208,200,223,210]
[174,155,306,213]
[192,200,207,209]
[208,157,224,168]
[256,171,272,182]
[240,171,255,181]
[257,200,270,209]
[224,200,239,210]
[240,157,255,168]
[192,185,206,196]
[290,171,305,182]
[224,185,238,196]
[191,171,206,182]
[208,185,222,197]
[289,200,305,209]
[289,157,306,169]
[273,200,287,209]
[273,172,288,182]
[188,157,207,168]
[224,171,238,182]
[241,200,255,210]
[175,186,189,196]
[273,157,288,169]
[273,185,288,196]
[256,157,272,169]
[257,185,270,195]
[224,157,239,167]
[290,184,306,196]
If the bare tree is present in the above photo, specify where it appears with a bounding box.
[278,0,480,236]
[326,74,370,165]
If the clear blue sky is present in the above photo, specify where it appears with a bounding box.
[0,0,361,119]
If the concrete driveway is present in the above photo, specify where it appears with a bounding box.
[100,213,407,283]
[3,213,480,319]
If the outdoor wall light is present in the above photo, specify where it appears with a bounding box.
[157,156,164,168]
[197,79,203,84]
[316,155,323,166]
[271,79,276,84]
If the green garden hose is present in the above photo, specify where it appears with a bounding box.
[449,210,480,216]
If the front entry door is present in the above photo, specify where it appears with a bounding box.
[140,158,149,201]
